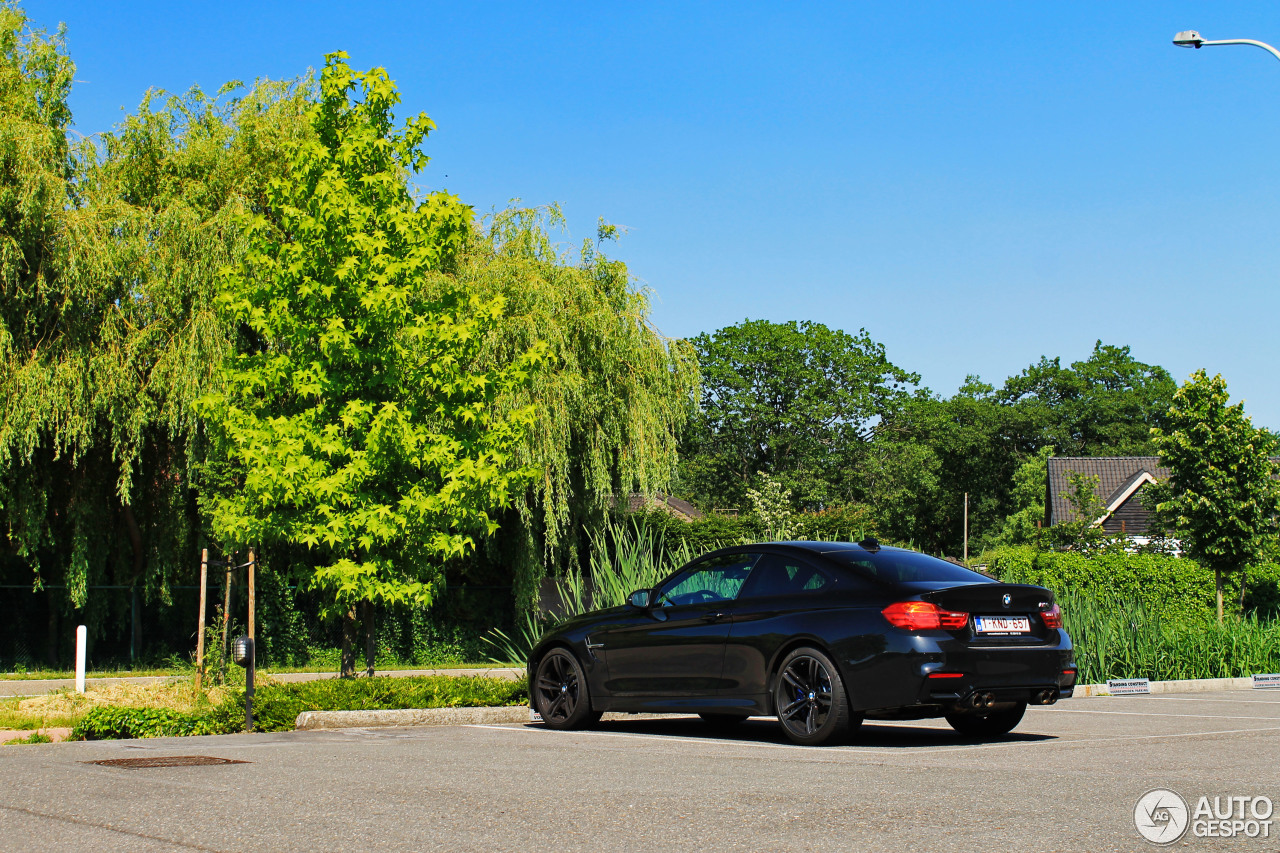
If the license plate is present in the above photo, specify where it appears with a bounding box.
[974,615,1031,634]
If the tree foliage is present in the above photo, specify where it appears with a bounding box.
[1146,370,1280,621]
[0,2,310,628]
[441,205,698,606]
[205,54,544,624]
[999,341,1174,456]
[680,319,916,510]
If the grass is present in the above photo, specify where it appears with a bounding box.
[3,731,52,745]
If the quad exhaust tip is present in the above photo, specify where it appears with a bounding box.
[1032,689,1058,706]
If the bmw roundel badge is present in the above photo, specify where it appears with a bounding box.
[1002,593,1012,607]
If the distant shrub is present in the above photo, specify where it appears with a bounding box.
[213,674,529,733]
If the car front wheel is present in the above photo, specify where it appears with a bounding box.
[533,648,602,730]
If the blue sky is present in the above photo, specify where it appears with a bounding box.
[25,1,1280,427]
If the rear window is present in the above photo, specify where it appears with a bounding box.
[825,549,991,585]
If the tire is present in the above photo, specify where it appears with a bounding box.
[944,702,1027,738]
[772,646,853,746]
[533,648,602,730]
[698,712,749,728]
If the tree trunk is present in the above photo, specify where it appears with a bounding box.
[1215,568,1224,624]
[362,599,376,677]
[340,607,358,678]
[1239,568,1249,610]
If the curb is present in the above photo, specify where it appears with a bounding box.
[1076,676,1259,697]
[295,705,530,730]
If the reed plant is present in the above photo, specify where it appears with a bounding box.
[1059,589,1280,684]
[482,517,712,664]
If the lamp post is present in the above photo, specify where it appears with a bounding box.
[232,634,255,733]
[1173,31,1280,63]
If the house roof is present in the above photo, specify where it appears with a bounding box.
[616,492,705,521]
[1046,456,1168,525]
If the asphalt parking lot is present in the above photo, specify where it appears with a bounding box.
[1,690,1278,852]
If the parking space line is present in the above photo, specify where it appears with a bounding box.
[1045,708,1280,721]
[463,722,1280,756]
[1120,695,1280,705]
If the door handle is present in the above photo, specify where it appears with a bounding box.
[702,611,727,622]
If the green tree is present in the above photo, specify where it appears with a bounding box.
[1146,370,1280,622]
[443,205,698,607]
[205,54,544,675]
[992,446,1053,547]
[681,319,916,510]
[1000,341,1175,456]
[868,379,1022,555]
[0,5,310,661]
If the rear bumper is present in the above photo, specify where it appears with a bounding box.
[839,632,1076,713]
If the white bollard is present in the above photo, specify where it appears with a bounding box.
[75,625,87,694]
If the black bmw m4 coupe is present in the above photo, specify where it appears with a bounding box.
[528,539,1076,745]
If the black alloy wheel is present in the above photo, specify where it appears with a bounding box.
[533,649,602,730]
[772,646,853,746]
[944,702,1027,738]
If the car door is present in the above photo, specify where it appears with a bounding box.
[598,551,761,699]
[720,552,844,700]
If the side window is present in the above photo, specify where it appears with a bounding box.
[741,553,834,598]
[656,552,760,607]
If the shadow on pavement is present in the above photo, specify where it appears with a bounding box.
[525,716,1056,748]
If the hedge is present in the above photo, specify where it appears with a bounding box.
[983,546,1280,622]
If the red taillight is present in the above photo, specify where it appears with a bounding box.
[926,672,964,679]
[1041,603,1063,629]
[882,601,969,631]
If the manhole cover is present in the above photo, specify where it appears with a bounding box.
[86,756,249,769]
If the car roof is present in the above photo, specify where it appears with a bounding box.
[708,540,898,558]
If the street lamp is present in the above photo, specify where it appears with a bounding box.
[1173,30,1280,63]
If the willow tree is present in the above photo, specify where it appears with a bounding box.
[0,2,312,658]
[444,206,699,606]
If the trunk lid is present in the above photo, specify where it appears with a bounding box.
[913,582,1058,642]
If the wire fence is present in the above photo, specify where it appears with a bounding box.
[0,582,515,672]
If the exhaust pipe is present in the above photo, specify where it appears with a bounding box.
[968,692,996,710]
[1032,689,1058,706]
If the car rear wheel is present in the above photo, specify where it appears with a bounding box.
[773,646,853,746]
[533,649,602,730]
[944,702,1027,738]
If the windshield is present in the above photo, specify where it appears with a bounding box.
[824,548,992,585]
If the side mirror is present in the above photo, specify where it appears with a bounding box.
[628,589,653,608]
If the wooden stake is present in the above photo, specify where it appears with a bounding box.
[196,548,208,691]
[247,548,256,643]
[221,553,233,662]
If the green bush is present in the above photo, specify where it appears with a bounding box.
[70,706,223,740]
[984,546,1219,622]
[1243,563,1280,617]
[214,674,530,733]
